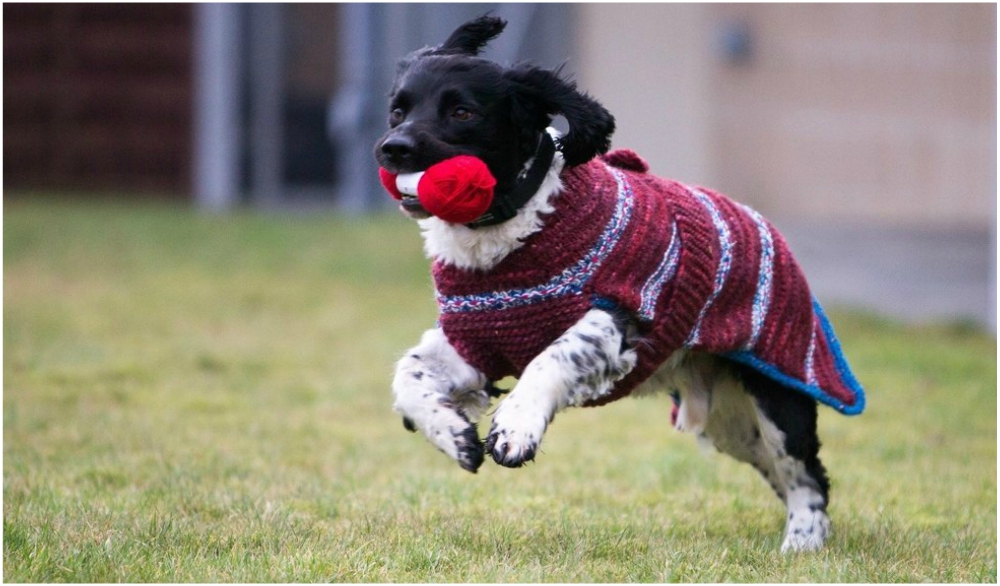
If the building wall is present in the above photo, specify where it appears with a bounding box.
[577,3,996,227]
[3,4,193,194]
[577,4,714,187]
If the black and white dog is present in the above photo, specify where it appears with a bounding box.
[375,16,848,552]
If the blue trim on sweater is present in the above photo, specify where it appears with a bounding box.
[725,298,866,415]
[591,296,621,313]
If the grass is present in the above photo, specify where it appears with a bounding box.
[4,196,996,582]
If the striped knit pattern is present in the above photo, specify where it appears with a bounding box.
[433,150,865,415]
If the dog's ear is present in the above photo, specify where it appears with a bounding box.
[437,15,507,56]
[505,65,616,167]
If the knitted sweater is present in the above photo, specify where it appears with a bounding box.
[433,150,865,415]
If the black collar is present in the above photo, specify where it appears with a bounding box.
[465,133,557,229]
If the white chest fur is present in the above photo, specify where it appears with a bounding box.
[417,152,565,272]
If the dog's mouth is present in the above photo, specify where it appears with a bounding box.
[392,170,434,219]
[399,194,431,219]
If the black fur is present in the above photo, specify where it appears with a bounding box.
[374,15,616,215]
[504,64,615,167]
[436,15,506,56]
[730,360,831,505]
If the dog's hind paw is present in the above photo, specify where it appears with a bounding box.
[780,509,830,553]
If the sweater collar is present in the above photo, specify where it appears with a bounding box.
[465,132,557,229]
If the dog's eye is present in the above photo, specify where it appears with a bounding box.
[451,107,473,122]
[389,108,405,124]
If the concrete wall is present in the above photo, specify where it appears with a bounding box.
[577,4,715,187]
[577,3,996,227]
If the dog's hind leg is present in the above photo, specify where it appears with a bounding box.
[733,364,831,553]
[486,309,637,467]
[700,360,831,552]
[392,328,491,472]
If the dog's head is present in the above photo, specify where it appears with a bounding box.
[374,15,615,221]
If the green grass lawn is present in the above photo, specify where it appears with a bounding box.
[4,197,996,582]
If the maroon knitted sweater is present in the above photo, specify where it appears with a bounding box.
[433,150,865,415]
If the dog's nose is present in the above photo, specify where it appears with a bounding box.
[380,135,416,161]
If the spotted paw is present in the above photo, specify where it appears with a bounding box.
[485,424,538,467]
[403,397,485,473]
[781,509,830,553]
[485,410,550,468]
[485,393,551,467]
[454,423,485,473]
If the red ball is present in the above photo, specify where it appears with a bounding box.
[378,167,402,200]
[417,156,496,224]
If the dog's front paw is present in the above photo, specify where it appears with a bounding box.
[395,396,485,473]
[485,424,539,467]
[485,400,549,468]
[453,421,485,473]
[426,406,485,473]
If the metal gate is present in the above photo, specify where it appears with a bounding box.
[193,3,574,212]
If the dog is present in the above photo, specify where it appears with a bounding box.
[374,16,865,553]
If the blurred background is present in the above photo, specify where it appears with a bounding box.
[3,3,996,330]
